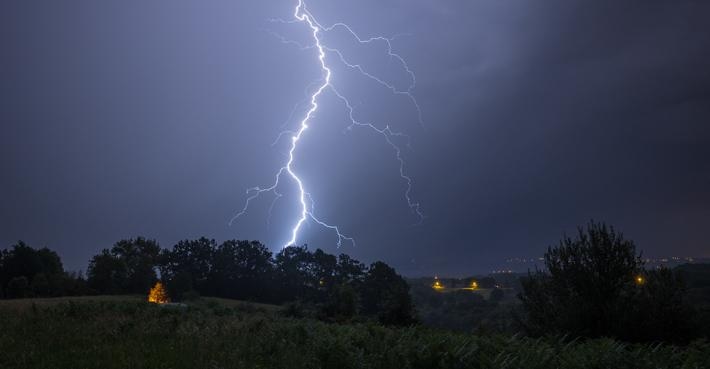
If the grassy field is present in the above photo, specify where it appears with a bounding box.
[1,296,709,369]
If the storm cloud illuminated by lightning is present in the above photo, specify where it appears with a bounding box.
[230,0,424,249]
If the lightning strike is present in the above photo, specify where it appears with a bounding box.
[231,0,424,248]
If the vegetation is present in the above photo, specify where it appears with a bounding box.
[2,239,416,326]
[2,221,710,368]
[0,241,87,298]
[519,221,696,343]
[1,297,708,369]
[410,283,520,334]
[87,237,160,295]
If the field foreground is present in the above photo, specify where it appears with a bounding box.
[0,297,708,369]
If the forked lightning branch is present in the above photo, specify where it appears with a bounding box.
[230,0,424,248]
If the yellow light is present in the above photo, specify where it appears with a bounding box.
[470,281,478,290]
[635,275,645,285]
[432,278,444,291]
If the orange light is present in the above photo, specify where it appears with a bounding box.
[635,275,645,285]
[148,281,170,304]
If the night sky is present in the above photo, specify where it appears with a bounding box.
[2,0,709,276]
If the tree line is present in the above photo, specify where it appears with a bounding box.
[1,238,416,325]
[2,221,708,342]
[0,241,87,298]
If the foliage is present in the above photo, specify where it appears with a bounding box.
[319,283,358,321]
[112,238,408,325]
[519,221,696,343]
[86,237,160,295]
[0,241,86,298]
[160,237,216,296]
[0,297,708,369]
[410,284,518,334]
[360,261,417,326]
[209,240,273,301]
[7,276,29,298]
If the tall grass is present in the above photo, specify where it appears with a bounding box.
[0,298,707,369]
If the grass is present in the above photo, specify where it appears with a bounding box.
[0,296,708,369]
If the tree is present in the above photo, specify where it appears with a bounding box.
[360,261,417,326]
[320,284,358,321]
[210,240,273,300]
[1,241,66,298]
[111,237,161,294]
[335,254,366,286]
[86,237,160,295]
[87,249,127,294]
[7,276,29,298]
[273,245,315,303]
[160,237,216,296]
[519,221,694,343]
[310,249,338,301]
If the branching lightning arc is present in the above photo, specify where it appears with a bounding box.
[230,0,424,249]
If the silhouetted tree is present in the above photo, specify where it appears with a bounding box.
[210,240,273,300]
[111,238,160,294]
[87,237,160,295]
[360,261,417,326]
[160,237,216,297]
[1,241,66,298]
[520,221,695,343]
[334,254,366,286]
[87,249,127,294]
[273,245,315,303]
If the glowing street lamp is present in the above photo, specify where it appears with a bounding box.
[432,277,444,291]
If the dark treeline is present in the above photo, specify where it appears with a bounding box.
[0,241,88,298]
[519,221,706,344]
[2,221,709,343]
[1,238,416,325]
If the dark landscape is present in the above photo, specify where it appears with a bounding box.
[2,223,710,368]
[2,0,709,368]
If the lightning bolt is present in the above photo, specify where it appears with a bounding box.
[230,0,424,249]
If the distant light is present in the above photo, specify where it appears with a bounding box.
[148,281,170,304]
[432,277,444,291]
[635,275,645,285]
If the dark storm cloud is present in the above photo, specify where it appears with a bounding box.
[1,0,708,276]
